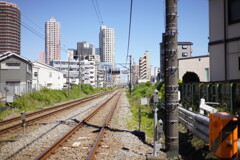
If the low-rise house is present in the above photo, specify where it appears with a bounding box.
[32,61,65,90]
[0,52,32,101]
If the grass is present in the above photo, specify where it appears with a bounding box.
[0,84,111,121]
[126,82,164,139]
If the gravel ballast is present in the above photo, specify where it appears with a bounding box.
[0,93,111,160]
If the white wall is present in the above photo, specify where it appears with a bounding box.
[32,62,65,90]
[179,56,210,82]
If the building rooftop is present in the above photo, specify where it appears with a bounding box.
[178,54,209,60]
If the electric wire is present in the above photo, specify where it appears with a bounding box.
[126,0,133,64]
[9,11,69,55]
[22,14,44,31]
[21,21,45,40]
[92,0,102,26]
[94,0,104,24]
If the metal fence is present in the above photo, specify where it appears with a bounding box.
[180,80,240,114]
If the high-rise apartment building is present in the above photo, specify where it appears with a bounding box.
[45,18,60,64]
[0,1,20,54]
[99,25,115,66]
[139,51,151,81]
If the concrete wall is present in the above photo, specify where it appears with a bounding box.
[209,0,240,81]
[32,62,64,90]
[179,56,210,82]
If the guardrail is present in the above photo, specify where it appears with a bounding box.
[179,105,239,159]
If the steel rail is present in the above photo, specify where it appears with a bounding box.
[0,92,109,126]
[0,92,105,126]
[0,91,112,135]
[34,90,120,160]
[86,90,121,160]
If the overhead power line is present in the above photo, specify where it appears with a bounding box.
[21,21,45,40]
[95,0,103,24]
[22,14,44,31]
[126,0,133,64]
[92,0,103,26]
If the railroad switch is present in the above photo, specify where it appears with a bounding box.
[209,112,238,159]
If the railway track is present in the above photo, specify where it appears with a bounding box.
[35,90,122,160]
[0,91,112,136]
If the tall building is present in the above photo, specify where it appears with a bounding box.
[99,25,115,66]
[0,1,20,54]
[77,41,95,56]
[139,51,151,81]
[45,18,60,65]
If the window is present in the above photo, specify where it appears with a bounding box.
[34,72,38,77]
[6,81,20,87]
[6,62,20,66]
[229,0,240,24]
[182,45,188,49]
[182,52,188,57]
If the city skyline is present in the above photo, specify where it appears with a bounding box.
[3,0,208,68]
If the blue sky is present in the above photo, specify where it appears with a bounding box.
[5,0,208,68]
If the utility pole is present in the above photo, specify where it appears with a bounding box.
[165,0,179,157]
[129,55,132,95]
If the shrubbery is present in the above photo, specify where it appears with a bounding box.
[10,84,108,110]
[127,82,165,138]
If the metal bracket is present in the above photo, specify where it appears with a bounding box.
[165,49,177,59]
[167,12,177,19]
[166,66,178,76]
[167,136,178,142]
[165,29,177,36]
[166,85,179,93]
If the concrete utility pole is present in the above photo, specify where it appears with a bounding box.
[165,0,179,157]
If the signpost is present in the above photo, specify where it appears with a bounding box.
[140,97,148,131]
[21,111,26,134]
